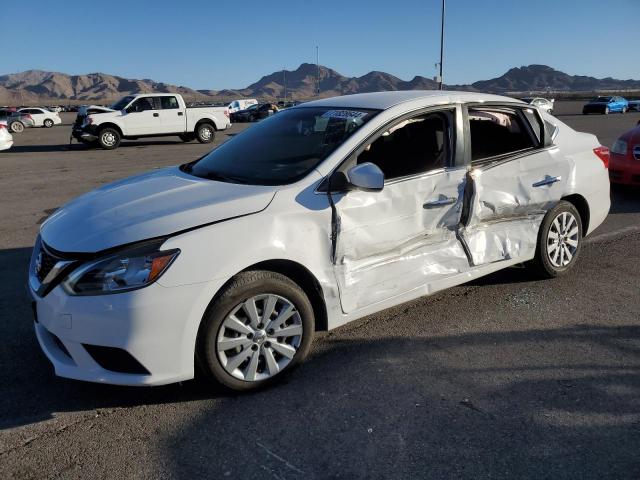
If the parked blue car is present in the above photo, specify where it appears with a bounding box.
[583,96,629,115]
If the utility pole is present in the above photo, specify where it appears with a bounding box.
[283,67,287,102]
[439,0,445,90]
[316,46,320,97]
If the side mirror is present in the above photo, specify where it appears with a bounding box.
[345,163,384,192]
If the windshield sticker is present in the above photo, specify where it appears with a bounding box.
[321,110,369,120]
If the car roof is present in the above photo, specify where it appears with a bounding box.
[301,90,524,110]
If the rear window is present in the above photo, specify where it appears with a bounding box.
[160,96,179,109]
[469,108,536,162]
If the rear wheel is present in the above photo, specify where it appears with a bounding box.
[9,121,24,133]
[195,123,215,143]
[197,271,314,391]
[43,118,54,128]
[98,127,121,150]
[529,201,583,278]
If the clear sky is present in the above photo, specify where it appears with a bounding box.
[3,0,638,89]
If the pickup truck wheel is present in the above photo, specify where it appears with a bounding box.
[196,123,215,143]
[9,121,24,133]
[43,119,54,128]
[196,271,314,391]
[179,133,195,142]
[529,201,582,279]
[98,127,121,150]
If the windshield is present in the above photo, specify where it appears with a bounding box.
[182,107,378,185]
[110,96,135,110]
[593,96,612,103]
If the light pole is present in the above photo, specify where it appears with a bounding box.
[316,46,320,97]
[283,67,287,102]
[438,0,445,90]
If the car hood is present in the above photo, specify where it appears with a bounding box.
[41,166,277,253]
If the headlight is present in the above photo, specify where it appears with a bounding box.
[62,243,179,296]
[611,139,628,155]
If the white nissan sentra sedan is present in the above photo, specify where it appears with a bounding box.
[29,91,610,391]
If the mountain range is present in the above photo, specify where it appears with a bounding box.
[1,64,639,105]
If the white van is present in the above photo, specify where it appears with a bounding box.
[227,99,258,114]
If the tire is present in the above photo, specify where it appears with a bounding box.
[195,123,215,143]
[179,133,195,143]
[196,270,315,391]
[604,107,610,115]
[43,119,54,128]
[97,127,121,150]
[548,109,553,115]
[9,121,24,133]
[529,200,583,278]
[622,107,627,114]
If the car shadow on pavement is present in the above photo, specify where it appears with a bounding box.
[610,184,640,214]
[158,326,640,479]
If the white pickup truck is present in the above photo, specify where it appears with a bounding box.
[72,93,231,149]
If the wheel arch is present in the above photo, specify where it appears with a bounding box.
[240,259,328,332]
[561,193,590,235]
[195,118,218,131]
[96,122,123,136]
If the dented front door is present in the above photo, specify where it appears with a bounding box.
[332,167,470,313]
[459,148,571,265]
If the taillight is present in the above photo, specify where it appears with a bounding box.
[0,123,6,130]
[224,109,229,118]
[593,146,610,169]
[87,117,93,125]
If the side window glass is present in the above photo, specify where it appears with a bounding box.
[357,111,452,180]
[131,97,155,112]
[160,96,179,109]
[469,108,536,162]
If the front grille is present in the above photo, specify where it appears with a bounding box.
[36,247,59,282]
[83,344,150,375]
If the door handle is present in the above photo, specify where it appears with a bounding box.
[177,112,184,116]
[153,112,159,117]
[423,196,456,209]
[532,175,561,187]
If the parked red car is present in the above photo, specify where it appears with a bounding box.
[610,122,640,185]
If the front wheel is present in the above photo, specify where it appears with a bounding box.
[529,201,583,278]
[197,271,314,391]
[43,119,54,128]
[98,127,121,150]
[195,123,215,143]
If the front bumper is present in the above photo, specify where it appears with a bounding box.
[610,153,640,185]
[72,126,98,142]
[30,276,222,386]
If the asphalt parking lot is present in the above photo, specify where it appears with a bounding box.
[1,104,639,479]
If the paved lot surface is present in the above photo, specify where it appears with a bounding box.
[1,105,639,479]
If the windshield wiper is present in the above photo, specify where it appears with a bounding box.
[204,172,250,184]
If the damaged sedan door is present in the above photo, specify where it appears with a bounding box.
[328,107,470,313]
[459,105,571,265]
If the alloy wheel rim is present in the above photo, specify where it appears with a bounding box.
[200,127,212,140]
[102,132,116,146]
[216,294,303,382]
[547,211,579,268]
[13,123,23,133]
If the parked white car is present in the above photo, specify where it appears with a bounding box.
[520,97,554,114]
[72,93,231,149]
[29,91,610,390]
[17,107,62,128]
[0,121,13,151]
[227,98,258,114]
